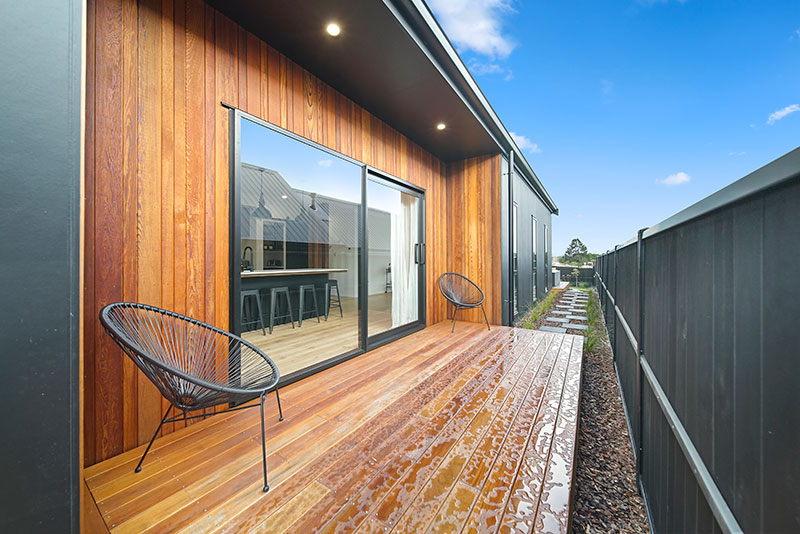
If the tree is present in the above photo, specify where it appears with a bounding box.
[571,268,580,286]
[563,238,588,265]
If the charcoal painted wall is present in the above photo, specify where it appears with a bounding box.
[596,148,800,534]
[0,1,82,532]
[511,167,553,320]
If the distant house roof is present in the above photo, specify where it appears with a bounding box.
[240,163,390,249]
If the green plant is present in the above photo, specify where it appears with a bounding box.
[582,289,607,353]
[517,288,559,329]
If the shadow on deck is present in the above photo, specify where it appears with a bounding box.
[84,321,583,533]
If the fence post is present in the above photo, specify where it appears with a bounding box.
[636,228,647,477]
[613,245,619,362]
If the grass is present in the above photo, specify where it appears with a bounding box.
[516,285,606,355]
[583,289,605,352]
[517,288,559,329]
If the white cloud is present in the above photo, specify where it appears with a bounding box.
[317,159,333,168]
[658,171,691,186]
[766,104,800,125]
[467,60,514,80]
[576,213,585,219]
[728,151,745,157]
[510,132,542,154]
[600,78,614,96]
[428,0,517,59]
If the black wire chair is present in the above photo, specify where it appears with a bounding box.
[99,302,283,492]
[438,272,491,333]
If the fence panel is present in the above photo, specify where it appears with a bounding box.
[593,148,800,534]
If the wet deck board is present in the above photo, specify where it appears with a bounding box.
[85,321,583,533]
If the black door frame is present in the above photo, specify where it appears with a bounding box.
[227,107,426,385]
[363,168,427,351]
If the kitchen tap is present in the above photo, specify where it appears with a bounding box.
[242,246,253,271]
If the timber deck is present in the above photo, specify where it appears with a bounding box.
[84,321,583,534]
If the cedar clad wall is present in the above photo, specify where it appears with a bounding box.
[85,0,502,465]
[446,156,503,325]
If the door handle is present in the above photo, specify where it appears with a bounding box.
[415,243,420,264]
[421,243,426,265]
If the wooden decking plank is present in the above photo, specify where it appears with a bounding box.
[103,413,326,525]
[287,330,527,533]
[84,408,244,480]
[279,323,481,406]
[359,331,542,531]
[249,481,330,534]
[91,409,262,501]
[529,335,583,533]
[205,329,509,534]
[388,333,550,534]
[84,323,584,534]
[317,329,511,489]
[498,335,580,533]
[461,335,574,534]
[420,332,558,534]
[304,327,501,424]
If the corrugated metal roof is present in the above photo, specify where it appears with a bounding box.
[241,163,389,248]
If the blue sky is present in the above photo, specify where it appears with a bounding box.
[428,0,800,255]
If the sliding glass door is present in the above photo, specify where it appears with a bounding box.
[231,110,425,381]
[366,172,425,345]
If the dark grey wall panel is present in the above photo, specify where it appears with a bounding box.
[511,168,552,318]
[0,0,82,532]
[595,151,800,534]
[762,179,800,532]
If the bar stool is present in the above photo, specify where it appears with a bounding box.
[298,284,320,327]
[240,289,265,335]
[269,287,294,334]
[325,279,343,320]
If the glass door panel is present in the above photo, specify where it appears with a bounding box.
[366,175,423,340]
[236,117,362,379]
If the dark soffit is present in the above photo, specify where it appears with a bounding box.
[207,0,501,162]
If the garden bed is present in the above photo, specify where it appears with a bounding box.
[570,289,650,533]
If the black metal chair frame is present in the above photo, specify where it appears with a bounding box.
[438,272,491,333]
[325,279,343,320]
[99,302,283,493]
[298,284,321,326]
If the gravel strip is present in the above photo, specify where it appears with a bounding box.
[570,290,650,534]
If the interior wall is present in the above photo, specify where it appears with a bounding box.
[85,0,463,465]
[446,155,504,325]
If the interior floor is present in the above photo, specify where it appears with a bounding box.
[242,293,396,378]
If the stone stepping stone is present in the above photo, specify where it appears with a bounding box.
[565,323,588,331]
[546,317,569,323]
[566,315,587,321]
[551,310,571,315]
[539,325,567,333]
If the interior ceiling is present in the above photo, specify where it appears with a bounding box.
[208,0,500,163]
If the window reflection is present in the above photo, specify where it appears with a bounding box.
[238,118,361,377]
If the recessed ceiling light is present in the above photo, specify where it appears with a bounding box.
[281,195,288,199]
[326,23,341,36]
[436,123,446,130]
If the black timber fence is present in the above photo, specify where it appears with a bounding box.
[595,147,800,534]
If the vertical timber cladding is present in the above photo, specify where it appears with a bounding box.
[85,0,503,464]
[445,156,504,325]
